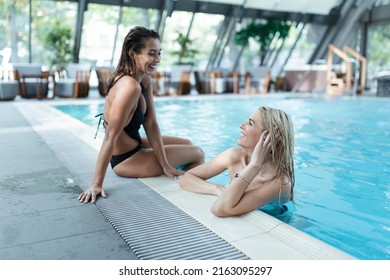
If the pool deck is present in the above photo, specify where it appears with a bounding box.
[0,91,356,260]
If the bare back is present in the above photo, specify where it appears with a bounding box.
[104,76,147,156]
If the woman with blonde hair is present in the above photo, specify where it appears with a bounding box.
[179,106,294,217]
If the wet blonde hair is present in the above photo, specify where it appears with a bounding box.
[258,107,295,201]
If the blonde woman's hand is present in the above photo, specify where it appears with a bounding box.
[78,184,107,203]
[251,130,272,167]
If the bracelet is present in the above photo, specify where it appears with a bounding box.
[234,173,251,185]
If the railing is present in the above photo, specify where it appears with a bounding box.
[327,44,362,95]
[343,45,366,94]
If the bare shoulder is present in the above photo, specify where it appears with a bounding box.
[116,76,141,92]
[196,147,240,169]
[226,146,246,161]
[266,174,292,203]
[212,147,245,168]
[141,75,152,88]
[108,76,140,100]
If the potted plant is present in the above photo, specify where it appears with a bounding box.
[170,32,198,65]
[44,20,73,76]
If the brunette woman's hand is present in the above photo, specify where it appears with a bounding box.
[163,164,185,180]
[78,184,107,203]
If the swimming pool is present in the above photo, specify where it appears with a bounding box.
[56,95,390,260]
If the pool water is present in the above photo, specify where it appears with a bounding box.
[56,95,390,260]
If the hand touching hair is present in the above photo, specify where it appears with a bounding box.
[258,107,295,200]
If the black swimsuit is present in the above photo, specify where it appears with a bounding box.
[96,84,148,169]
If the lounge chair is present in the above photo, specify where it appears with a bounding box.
[95,66,114,96]
[152,71,171,96]
[0,69,18,101]
[195,69,241,94]
[55,63,91,98]
[166,65,192,95]
[12,63,49,99]
[194,70,217,94]
[244,66,271,94]
[214,68,241,94]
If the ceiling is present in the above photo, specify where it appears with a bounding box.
[85,0,344,15]
[71,0,344,24]
[193,0,343,15]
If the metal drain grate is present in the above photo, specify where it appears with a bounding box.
[95,181,249,260]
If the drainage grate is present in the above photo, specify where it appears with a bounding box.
[95,181,249,260]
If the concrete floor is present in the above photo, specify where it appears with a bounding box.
[0,99,136,260]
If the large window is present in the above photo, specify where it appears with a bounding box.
[232,20,328,78]
[160,11,195,69]
[377,0,390,6]
[233,19,261,73]
[80,3,120,66]
[113,6,158,67]
[2,0,389,81]
[184,12,224,70]
[159,11,223,70]
[284,23,327,67]
[80,4,159,68]
[33,0,76,68]
[367,22,390,79]
[1,0,31,64]
[0,0,77,68]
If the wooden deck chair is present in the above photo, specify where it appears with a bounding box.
[95,66,114,96]
[244,66,271,94]
[166,65,192,95]
[218,68,240,94]
[55,63,91,98]
[0,68,18,101]
[152,71,171,96]
[12,63,49,99]
[194,70,220,94]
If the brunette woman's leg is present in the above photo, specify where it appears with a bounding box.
[141,135,193,147]
[113,144,204,178]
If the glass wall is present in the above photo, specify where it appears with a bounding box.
[1,0,389,91]
[183,12,224,70]
[370,0,390,89]
[377,0,390,6]
[1,0,31,64]
[80,3,120,66]
[284,23,327,66]
[158,11,223,70]
[34,0,77,69]
[116,6,159,66]
[0,0,77,69]
[233,18,261,73]
[367,22,390,79]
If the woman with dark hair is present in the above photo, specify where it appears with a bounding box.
[179,107,294,217]
[79,26,204,203]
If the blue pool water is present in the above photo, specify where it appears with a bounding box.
[55,95,390,260]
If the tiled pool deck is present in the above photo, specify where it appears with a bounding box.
[0,92,355,260]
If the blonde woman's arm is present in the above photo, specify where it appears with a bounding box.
[211,130,276,216]
[179,148,234,196]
